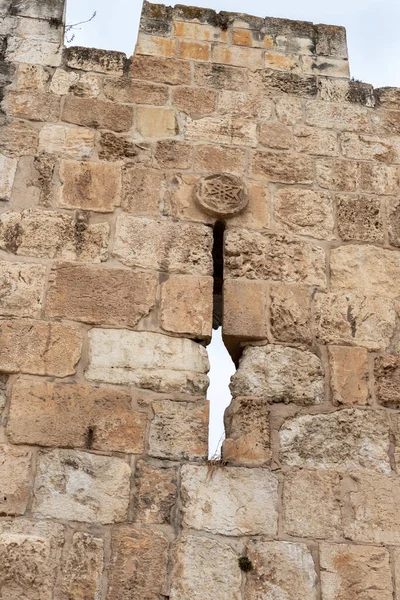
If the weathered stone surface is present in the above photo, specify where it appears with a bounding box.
[275,96,303,124]
[170,535,242,600]
[0,520,64,600]
[360,162,399,195]
[341,132,397,162]
[3,91,60,122]
[196,173,248,218]
[0,120,38,157]
[86,329,209,394]
[133,460,178,524]
[194,144,246,175]
[130,55,191,85]
[251,150,313,183]
[336,194,383,242]
[39,124,95,159]
[113,215,213,275]
[223,279,268,341]
[185,116,257,147]
[294,125,339,156]
[316,157,360,191]
[245,540,318,600]
[305,101,369,131]
[136,106,178,137]
[275,188,334,238]
[122,164,162,216]
[0,154,17,200]
[155,140,194,169]
[61,533,104,600]
[280,409,391,473]
[0,445,32,516]
[136,34,176,58]
[258,122,292,149]
[99,133,148,161]
[270,284,312,344]
[59,160,121,212]
[8,378,147,453]
[217,89,273,120]
[172,86,216,117]
[0,210,109,262]
[0,261,46,317]
[224,229,326,288]
[65,46,127,75]
[314,292,396,351]
[223,397,271,466]
[329,346,369,405]
[0,319,83,376]
[374,356,400,407]
[6,36,62,67]
[62,97,133,132]
[394,549,400,599]
[283,470,341,538]
[46,263,157,327]
[213,44,263,69]
[104,77,168,105]
[231,345,324,405]
[33,449,131,524]
[108,527,169,600]
[320,543,392,600]
[149,400,209,461]
[181,465,278,536]
[50,68,79,95]
[387,198,400,247]
[160,275,213,338]
[194,62,246,91]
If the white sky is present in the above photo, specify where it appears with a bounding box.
[65,0,400,455]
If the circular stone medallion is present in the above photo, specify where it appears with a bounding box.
[195,174,248,218]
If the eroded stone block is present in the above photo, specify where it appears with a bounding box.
[59,160,121,212]
[133,460,178,524]
[329,346,369,405]
[0,445,32,516]
[0,261,46,318]
[61,533,104,600]
[223,278,268,341]
[275,188,334,239]
[270,284,312,344]
[223,397,271,466]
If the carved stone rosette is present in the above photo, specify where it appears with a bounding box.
[195,174,248,219]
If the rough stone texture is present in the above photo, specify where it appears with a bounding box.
[0,154,17,200]
[170,535,242,600]
[387,197,400,247]
[270,284,312,344]
[46,263,157,327]
[0,261,46,317]
[181,464,278,536]
[65,46,127,76]
[283,470,342,538]
[374,356,400,407]
[223,278,268,341]
[33,449,131,524]
[275,188,334,238]
[294,125,339,156]
[61,533,104,600]
[62,97,133,132]
[0,120,39,157]
[280,409,391,473]
[137,106,178,137]
[3,91,61,122]
[0,445,32,516]
[245,540,318,600]
[251,150,313,183]
[59,160,121,212]
[0,319,83,376]
[319,543,392,600]
[329,346,369,405]
[149,400,209,460]
[223,397,271,465]
[0,519,64,600]
[108,526,169,600]
[39,124,96,159]
[133,460,178,524]
[231,345,324,405]
[336,194,383,242]
[122,164,162,216]
[316,157,360,191]
[185,116,257,146]
[86,329,209,394]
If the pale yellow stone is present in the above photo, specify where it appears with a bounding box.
[0,154,18,200]
[305,101,369,131]
[0,261,46,318]
[39,124,95,158]
[185,116,257,146]
[294,125,339,156]
[62,533,104,600]
[136,106,178,137]
[223,397,271,466]
[329,346,369,405]
[212,44,263,69]
[275,188,334,238]
[0,445,32,516]
[50,68,79,95]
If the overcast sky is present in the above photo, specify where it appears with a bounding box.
[65,0,400,455]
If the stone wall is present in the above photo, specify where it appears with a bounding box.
[1,0,400,597]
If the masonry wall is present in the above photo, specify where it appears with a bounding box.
[1,0,400,598]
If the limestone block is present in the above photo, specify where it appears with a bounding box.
[59,160,121,212]
[13,64,49,91]
[194,62,246,90]
[130,55,191,85]
[264,52,302,74]
[181,464,278,536]
[316,157,360,191]
[104,77,168,105]
[270,284,312,344]
[33,449,131,524]
[0,210,109,262]
[360,162,399,195]
[331,245,400,299]
[172,86,216,117]
[0,154,17,200]
[71,73,102,98]
[374,356,400,407]
[329,346,369,405]
[39,124,95,159]
[65,46,127,75]
[336,195,383,242]
[113,215,213,275]
[314,292,396,351]
[10,0,64,19]
[280,409,391,473]
[0,319,83,376]
[50,68,79,95]
[0,261,46,318]
[0,519,64,600]
[61,533,104,600]
[223,279,268,341]
[212,44,263,69]
[370,109,400,136]
[160,275,213,339]
[122,164,163,216]
[194,144,246,174]
[316,23,348,57]
[46,263,157,327]
[394,549,400,599]
[303,56,350,78]
[251,150,313,183]
[108,526,169,600]
[170,535,242,600]
[283,470,342,538]
[149,400,209,460]
[245,540,318,600]
[223,397,271,466]
[224,229,326,288]
[133,460,178,524]
[228,183,271,230]
[0,120,39,157]
[136,34,176,58]
[387,198,400,247]
[230,345,324,404]
[177,39,211,61]
[99,133,150,161]
[8,378,147,453]
[320,543,392,600]
[86,329,209,394]
[275,96,303,125]
[258,122,292,149]
[294,125,339,156]
[15,17,62,43]
[305,100,369,131]
[173,20,228,42]
[6,37,62,67]
[185,116,257,147]
[217,90,273,120]
[137,106,178,137]
[3,90,60,122]
[0,445,32,515]
[275,188,334,239]
[155,140,194,169]
[62,97,133,132]
[341,132,398,163]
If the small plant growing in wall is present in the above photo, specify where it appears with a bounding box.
[238,556,254,572]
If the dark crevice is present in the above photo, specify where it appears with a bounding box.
[212,220,225,331]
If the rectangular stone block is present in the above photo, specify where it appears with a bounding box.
[259,122,292,149]
[59,160,121,212]
[3,90,60,122]
[218,89,273,119]
[341,132,398,163]
[360,161,399,195]
[173,20,228,42]
[0,261,46,318]
[178,39,210,61]
[61,533,104,600]
[181,465,278,536]
[122,164,163,216]
[86,329,209,394]
[130,55,191,85]
[275,188,334,239]
[270,284,312,344]
[155,140,194,169]
[0,319,83,377]
[280,409,391,473]
[303,56,350,78]
[305,100,369,131]
[65,46,127,75]
[294,125,339,156]
[185,116,257,146]
[194,62,246,90]
[0,154,17,200]
[39,124,95,159]
[275,96,304,124]
[194,144,246,175]
[103,77,168,105]
[251,150,313,183]
[62,97,133,132]
[136,106,178,137]
[223,397,271,466]
[133,460,178,525]
[0,445,32,516]
[223,279,268,341]
[172,86,216,118]
[264,51,302,73]
[6,36,62,67]
[375,356,400,408]
[336,195,383,243]
[316,157,360,191]
[10,0,64,19]
[33,449,131,524]
[212,44,263,69]
[387,198,400,247]
[0,120,39,157]
[329,346,369,405]
[46,263,157,327]
[136,33,176,57]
